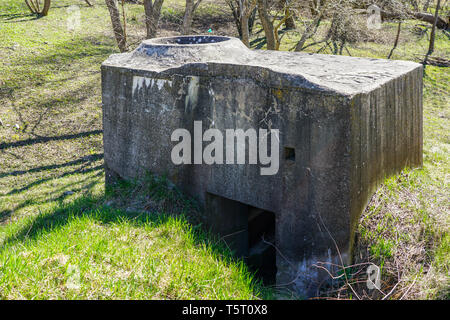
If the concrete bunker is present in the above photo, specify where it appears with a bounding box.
[101,35,423,297]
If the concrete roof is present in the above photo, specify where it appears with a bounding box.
[102,35,421,97]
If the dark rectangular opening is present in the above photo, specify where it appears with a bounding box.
[205,193,277,285]
[284,147,295,161]
[247,206,276,285]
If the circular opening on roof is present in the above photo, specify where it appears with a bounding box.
[153,36,231,45]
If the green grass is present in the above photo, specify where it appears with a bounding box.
[0,192,263,299]
[1,0,449,300]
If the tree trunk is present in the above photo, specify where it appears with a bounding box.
[143,0,165,39]
[381,9,448,30]
[105,0,127,52]
[240,1,256,47]
[257,0,276,50]
[227,0,242,38]
[182,0,201,35]
[41,0,51,15]
[294,15,322,51]
[227,1,257,40]
[182,0,194,35]
[25,0,51,16]
[424,0,441,64]
[241,13,251,47]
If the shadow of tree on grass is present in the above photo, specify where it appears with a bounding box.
[0,172,270,299]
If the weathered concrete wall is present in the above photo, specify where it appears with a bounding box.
[101,36,423,297]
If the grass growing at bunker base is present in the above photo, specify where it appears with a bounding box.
[0,0,448,299]
[0,187,263,299]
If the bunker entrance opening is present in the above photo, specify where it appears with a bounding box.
[247,206,276,285]
[207,193,276,285]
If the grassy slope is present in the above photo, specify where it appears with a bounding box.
[354,65,449,299]
[0,190,261,299]
[0,0,448,299]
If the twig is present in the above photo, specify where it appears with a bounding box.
[316,212,361,300]
[399,274,418,300]
[382,280,401,300]
[387,21,402,59]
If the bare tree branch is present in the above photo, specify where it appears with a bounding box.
[105,0,127,52]
[143,0,165,39]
